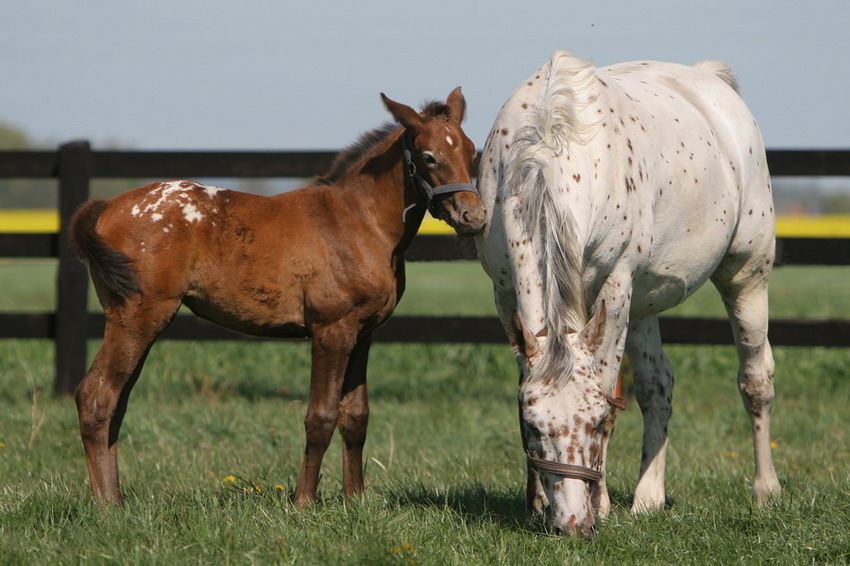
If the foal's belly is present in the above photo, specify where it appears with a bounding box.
[182,293,309,339]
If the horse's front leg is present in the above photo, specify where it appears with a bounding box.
[294,324,356,507]
[586,276,632,518]
[338,334,372,497]
[624,316,674,513]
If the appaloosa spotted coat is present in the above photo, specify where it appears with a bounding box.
[476,51,778,536]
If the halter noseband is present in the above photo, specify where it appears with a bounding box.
[401,133,477,220]
[526,390,627,484]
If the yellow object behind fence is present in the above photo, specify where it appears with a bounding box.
[0,210,60,233]
[1,210,849,238]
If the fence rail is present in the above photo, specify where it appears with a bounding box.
[1,142,849,395]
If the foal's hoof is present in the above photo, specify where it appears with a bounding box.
[293,492,316,508]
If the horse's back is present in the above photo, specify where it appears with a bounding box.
[594,60,774,311]
[477,52,773,320]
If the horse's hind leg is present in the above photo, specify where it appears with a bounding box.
[625,316,674,512]
[76,299,180,503]
[712,259,780,504]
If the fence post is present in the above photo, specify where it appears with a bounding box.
[54,141,92,396]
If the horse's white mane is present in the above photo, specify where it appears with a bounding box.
[507,51,597,386]
[693,60,739,92]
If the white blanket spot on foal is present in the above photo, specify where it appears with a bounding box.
[180,202,204,223]
[130,180,226,225]
[204,185,225,198]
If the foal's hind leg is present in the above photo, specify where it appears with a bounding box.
[712,264,780,504]
[625,316,675,512]
[338,335,372,498]
[76,299,180,503]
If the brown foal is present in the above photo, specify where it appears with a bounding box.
[70,88,485,506]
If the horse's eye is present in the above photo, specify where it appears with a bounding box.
[422,151,438,168]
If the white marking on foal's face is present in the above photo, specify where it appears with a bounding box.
[446,135,454,146]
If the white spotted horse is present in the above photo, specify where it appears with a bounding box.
[475,52,779,536]
[70,88,485,506]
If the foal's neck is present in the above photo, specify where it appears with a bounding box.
[337,131,424,256]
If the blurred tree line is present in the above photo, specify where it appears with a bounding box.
[0,120,149,209]
[0,121,289,209]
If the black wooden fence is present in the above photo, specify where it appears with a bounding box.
[1,142,849,395]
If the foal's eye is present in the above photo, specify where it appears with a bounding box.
[421,151,438,168]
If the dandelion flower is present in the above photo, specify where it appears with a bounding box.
[275,484,285,490]
[770,441,778,449]
[223,475,237,483]
[0,442,6,448]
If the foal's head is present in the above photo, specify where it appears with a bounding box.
[382,87,486,235]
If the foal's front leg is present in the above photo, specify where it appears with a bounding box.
[294,325,356,507]
[338,335,372,497]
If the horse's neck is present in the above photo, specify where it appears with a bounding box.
[337,139,423,256]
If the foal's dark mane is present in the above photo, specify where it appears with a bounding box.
[316,100,454,186]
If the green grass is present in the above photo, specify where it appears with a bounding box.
[0,260,849,564]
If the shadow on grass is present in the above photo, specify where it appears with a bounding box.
[393,482,530,529]
[391,482,638,533]
[231,381,307,402]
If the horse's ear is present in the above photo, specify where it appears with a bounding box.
[580,300,607,353]
[446,86,466,123]
[381,93,423,131]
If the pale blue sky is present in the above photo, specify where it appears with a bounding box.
[2,1,848,150]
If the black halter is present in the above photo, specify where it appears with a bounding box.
[401,133,477,219]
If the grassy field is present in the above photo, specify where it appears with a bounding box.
[0,259,848,564]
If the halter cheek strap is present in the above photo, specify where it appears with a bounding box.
[401,133,477,220]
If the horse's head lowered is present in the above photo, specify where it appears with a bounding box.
[512,303,624,537]
[382,87,485,236]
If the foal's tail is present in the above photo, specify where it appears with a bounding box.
[70,200,141,305]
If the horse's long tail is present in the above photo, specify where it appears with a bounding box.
[507,51,594,384]
[70,200,141,305]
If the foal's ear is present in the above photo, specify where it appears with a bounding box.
[580,300,607,354]
[381,94,423,131]
[446,86,466,123]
